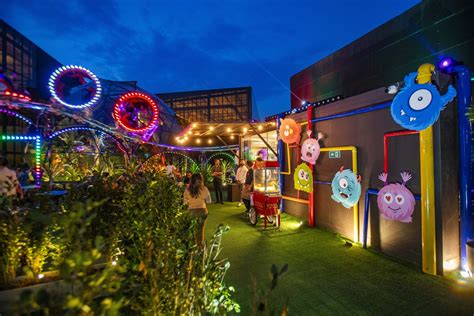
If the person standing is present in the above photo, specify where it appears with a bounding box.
[166,161,179,179]
[183,173,212,247]
[212,158,224,204]
[241,160,254,213]
[235,160,248,207]
[0,156,22,199]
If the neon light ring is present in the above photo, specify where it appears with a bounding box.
[113,92,159,133]
[48,65,102,109]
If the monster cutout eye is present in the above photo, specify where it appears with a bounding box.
[384,192,393,204]
[395,194,405,205]
[339,178,348,189]
[298,170,306,180]
[305,173,309,180]
[409,89,432,111]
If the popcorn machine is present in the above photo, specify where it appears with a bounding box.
[249,161,282,228]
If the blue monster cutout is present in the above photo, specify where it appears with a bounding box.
[331,167,361,209]
[391,72,456,131]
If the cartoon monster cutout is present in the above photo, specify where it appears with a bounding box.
[391,72,456,131]
[377,171,416,223]
[301,131,324,165]
[294,163,312,193]
[279,118,301,144]
[331,167,361,209]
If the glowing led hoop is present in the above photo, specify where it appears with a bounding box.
[48,65,102,109]
[113,92,159,133]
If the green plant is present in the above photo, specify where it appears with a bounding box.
[0,213,28,283]
[190,161,201,174]
[16,200,124,315]
[252,264,289,316]
[220,159,235,184]
[117,172,239,314]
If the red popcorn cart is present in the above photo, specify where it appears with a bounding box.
[249,161,281,228]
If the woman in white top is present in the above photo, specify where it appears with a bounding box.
[235,160,248,207]
[183,173,211,247]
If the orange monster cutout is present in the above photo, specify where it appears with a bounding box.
[279,118,301,144]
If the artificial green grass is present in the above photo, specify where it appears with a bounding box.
[206,202,474,315]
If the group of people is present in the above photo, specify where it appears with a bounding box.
[182,157,260,247]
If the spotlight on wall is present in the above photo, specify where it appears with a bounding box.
[438,57,455,70]
[386,83,399,95]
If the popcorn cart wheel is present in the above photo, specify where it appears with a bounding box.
[248,161,281,229]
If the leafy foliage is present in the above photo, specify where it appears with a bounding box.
[4,168,239,314]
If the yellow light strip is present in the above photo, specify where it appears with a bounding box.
[281,143,292,175]
[282,195,310,204]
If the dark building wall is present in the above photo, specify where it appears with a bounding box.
[290,0,474,107]
[281,84,460,272]
[0,20,61,101]
[157,87,252,123]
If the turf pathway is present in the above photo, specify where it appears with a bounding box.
[205,202,474,315]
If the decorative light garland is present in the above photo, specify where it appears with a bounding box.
[0,108,33,125]
[161,151,198,165]
[205,152,235,165]
[48,125,127,155]
[113,92,159,134]
[48,65,102,109]
[0,134,42,185]
[0,90,31,102]
[265,95,343,121]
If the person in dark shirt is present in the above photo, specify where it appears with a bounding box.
[212,159,224,204]
[242,160,254,212]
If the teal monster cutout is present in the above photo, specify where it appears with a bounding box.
[294,163,312,193]
[331,166,361,209]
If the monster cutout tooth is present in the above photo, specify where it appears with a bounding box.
[409,117,416,122]
[400,109,405,116]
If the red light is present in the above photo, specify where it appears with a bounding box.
[5,91,11,95]
[12,93,17,97]
[113,92,159,133]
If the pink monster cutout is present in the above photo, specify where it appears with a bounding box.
[301,131,323,165]
[377,171,416,223]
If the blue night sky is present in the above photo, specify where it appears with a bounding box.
[3,0,419,119]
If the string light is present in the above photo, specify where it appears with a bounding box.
[230,135,235,140]
[208,139,213,144]
[0,134,42,185]
[243,127,248,133]
[227,127,232,132]
[0,108,33,125]
[1,90,31,102]
[48,126,127,154]
[265,95,343,121]
[258,125,263,131]
[196,138,201,144]
[113,92,159,134]
[209,126,214,131]
[48,65,102,109]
